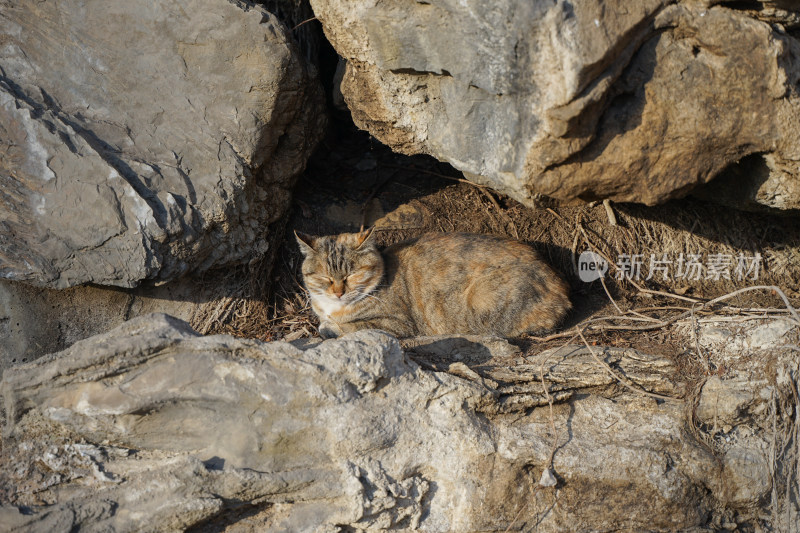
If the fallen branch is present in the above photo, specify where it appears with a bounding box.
[576,328,680,402]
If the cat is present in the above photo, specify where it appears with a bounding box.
[295,228,571,339]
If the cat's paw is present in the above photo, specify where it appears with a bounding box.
[318,322,342,339]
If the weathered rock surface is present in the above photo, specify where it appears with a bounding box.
[0,0,324,288]
[694,151,800,211]
[0,278,206,375]
[309,0,800,209]
[2,314,797,531]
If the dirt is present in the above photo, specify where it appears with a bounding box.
[195,115,800,380]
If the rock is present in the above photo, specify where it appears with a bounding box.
[309,0,800,209]
[693,152,800,211]
[721,446,772,506]
[0,0,325,288]
[696,376,773,429]
[690,317,800,516]
[0,278,205,376]
[2,314,796,531]
[686,317,798,370]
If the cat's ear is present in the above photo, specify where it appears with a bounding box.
[295,231,316,256]
[355,226,376,249]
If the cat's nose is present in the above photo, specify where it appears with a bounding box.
[333,288,344,298]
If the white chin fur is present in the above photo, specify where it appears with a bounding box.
[312,294,347,318]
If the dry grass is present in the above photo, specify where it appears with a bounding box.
[189,250,319,342]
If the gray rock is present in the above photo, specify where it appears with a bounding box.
[310,0,800,209]
[690,317,800,518]
[0,0,324,288]
[696,376,773,429]
[0,277,206,376]
[2,314,795,531]
[687,317,799,370]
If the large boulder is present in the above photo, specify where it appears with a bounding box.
[0,0,324,288]
[309,0,800,209]
[2,313,796,531]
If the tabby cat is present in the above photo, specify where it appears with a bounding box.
[296,229,571,339]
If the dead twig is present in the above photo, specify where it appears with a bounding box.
[787,374,800,531]
[546,208,565,223]
[519,333,580,495]
[690,304,710,374]
[633,305,692,313]
[503,484,541,533]
[603,199,618,226]
[292,16,318,30]
[576,221,659,320]
[598,258,624,316]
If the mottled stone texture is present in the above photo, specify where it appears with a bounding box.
[2,314,797,531]
[0,0,325,288]
[310,0,800,209]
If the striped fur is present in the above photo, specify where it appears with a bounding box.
[296,229,571,338]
